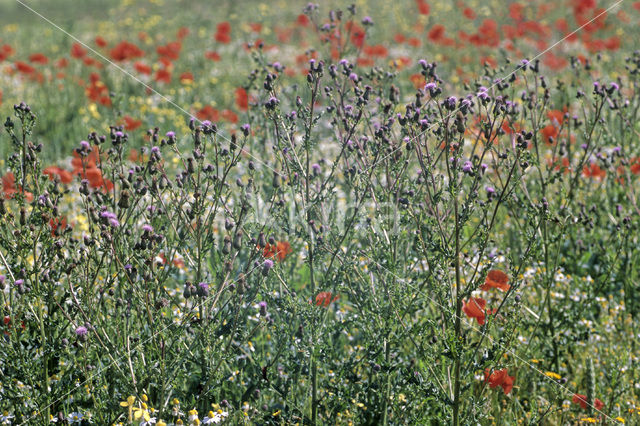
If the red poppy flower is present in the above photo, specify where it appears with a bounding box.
[196,105,219,122]
[547,109,567,126]
[416,0,430,15]
[95,36,108,47]
[15,61,35,74]
[428,25,445,43]
[0,44,15,62]
[110,40,144,61]
[157,41,182,61]
[49,216,68,236]
[177,27,190,40]
[235,87,248,111]
[215,32,231,44]
[572,394,604,410]
[296,14,310,26]
[180,71,194,83]
[221,109,238,124]
[43,166,72,184]
[484,368,515,394]
[155,68,171,84]
[1,172,33,201]
[215,22,232,44]
[29,53,49,65]
[123,115,142,131]
[217,21,231,34]
[71,42,87,59]
[134,61,152,75]
[540,124,559,143]
[582,163,606,179]
[345,22,365,48]
[463,7,476,19]
[462,297,494,325]
[480,270,510,292]
[315,292,339,307]
[262,241,292,262]
[205,51,221,61]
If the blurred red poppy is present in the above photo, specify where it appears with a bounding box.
[262,241,292,262]
[110,40,144,61]
[123,115,142,131]
[71,42,87,59]
[43,166,72,184]
[484,368,515,394]
[572,394,604,410]
[29,53,49,65]
[315,292,339,307]
[480,270,510,292]
[416,0,430,15]
[155,68,171,84]
[15,61,35,74]
[95,36,108,47]
[205,51,221,61]
[0,44,14,62]
[134,61,152,75]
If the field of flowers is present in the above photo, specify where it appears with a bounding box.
[2,0,640,424]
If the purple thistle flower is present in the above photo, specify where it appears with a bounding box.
[262,259,274,276]
[197,282,210,297]
[165,131,176,139]
[349,73,358,81]
[462,161,473,173]
[258,301,268,316]
[80,140,90,150]
[142,224,153,233]
[424,82,437,92]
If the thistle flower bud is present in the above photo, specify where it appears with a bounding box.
[272,171,281,188]
[233,232,243,250]
[222,235,232,254]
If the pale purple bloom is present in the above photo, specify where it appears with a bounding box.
[262,259,274,276]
